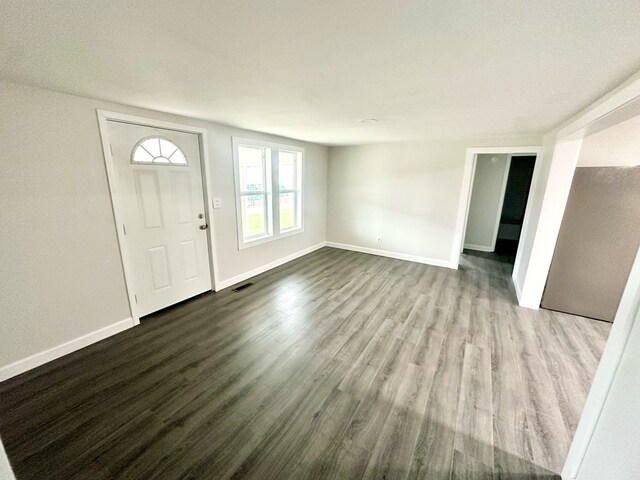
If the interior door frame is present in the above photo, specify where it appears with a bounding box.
[529,92,640,480]
[96,109,219,325]
[452,146,543,269]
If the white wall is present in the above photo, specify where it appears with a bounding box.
[0,438,16,480]
[0,81,327,374]
[464,154,509,251]
[327,139,539,267]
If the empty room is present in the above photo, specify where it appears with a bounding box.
[2,2,640,479]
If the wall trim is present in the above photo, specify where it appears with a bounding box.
[0,317,135,383]
[511,271,534,309]
[215,242,327,290]
[463,243,494,253]
[326,242,455,269]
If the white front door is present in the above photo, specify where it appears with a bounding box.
[107,121,212,317]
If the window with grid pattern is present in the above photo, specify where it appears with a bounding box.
[233,138,303,249]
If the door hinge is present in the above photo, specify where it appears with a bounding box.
[134,294,138,304]
[123,224,127,235]
[110,144,114,155]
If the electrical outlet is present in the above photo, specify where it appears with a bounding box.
[212,198,222,209]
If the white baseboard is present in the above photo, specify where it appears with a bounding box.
[326,242,456,269]
[512,271,540,310]
[512,273,523,304]
[0,317,135,383]
[215,242,327,291]
[463,243,494,252]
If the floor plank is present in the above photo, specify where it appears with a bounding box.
[0,247,610,479]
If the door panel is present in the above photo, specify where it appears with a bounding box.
[107,121,212,316]
[180,240,199,280]
[135,170,164,228]
[171,171,194,224]
[147,246,171,290]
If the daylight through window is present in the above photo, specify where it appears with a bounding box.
[132,137,187,165]
[233,138,303,248]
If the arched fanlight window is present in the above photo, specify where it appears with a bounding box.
[132,137,187,165]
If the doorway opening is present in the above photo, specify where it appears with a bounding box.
[506,92,640,479]
[494,155,536,256]
[457,147,541,276]
[541,114,640,323]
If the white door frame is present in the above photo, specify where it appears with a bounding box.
[96,109,220,325]
[451,146,542,268]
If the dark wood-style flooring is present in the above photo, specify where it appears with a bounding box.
[0,247,611,479]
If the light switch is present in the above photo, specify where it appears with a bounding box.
[212,198,222,209]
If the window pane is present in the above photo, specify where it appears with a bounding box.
[133,146,154,163]
[279,150,296,190]
[159,138,178,158]
[239,145,265,192]
[279,192,296,231]
[140,138,161,157]
[169,149,187,165]
[133,138,187,165]
[241,194,266,238]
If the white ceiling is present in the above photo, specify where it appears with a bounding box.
[2,1,640,145]
[579,114,640,167]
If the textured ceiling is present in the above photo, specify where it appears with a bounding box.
[2,0,640,145]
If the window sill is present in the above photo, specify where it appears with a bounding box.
[238,226,304,250]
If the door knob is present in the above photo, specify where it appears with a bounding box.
[199,224,208,230]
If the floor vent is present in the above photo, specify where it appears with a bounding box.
[232,282,254,292]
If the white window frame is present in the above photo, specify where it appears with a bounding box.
[232,137,304,249]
